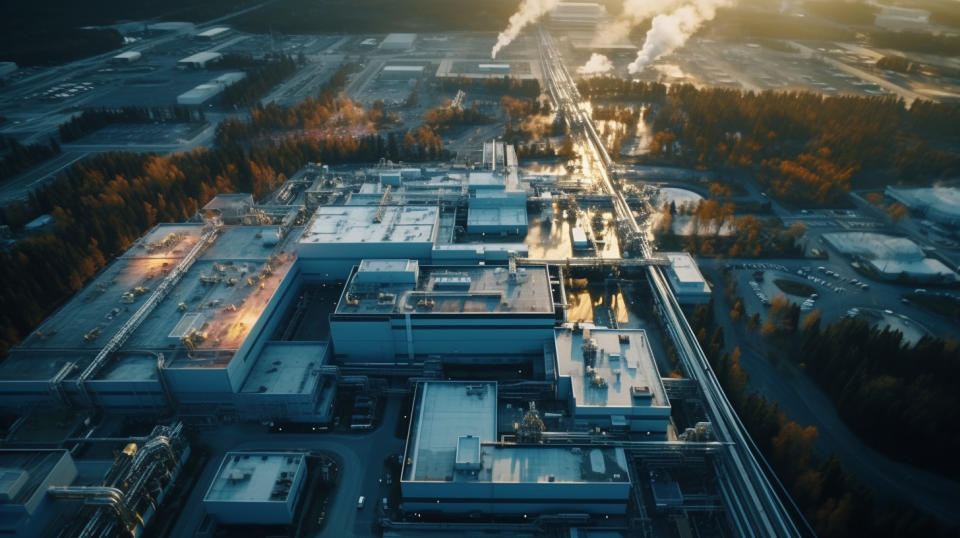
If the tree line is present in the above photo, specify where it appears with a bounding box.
[58,106,206,142]
[220,54,299,108]
[578,77,960,205]
[0,137,61,182]
[654,199,807,258]
[792,317,960,482]
[0,125,452,357]
[688,302,959,538]
[437,76,541,97]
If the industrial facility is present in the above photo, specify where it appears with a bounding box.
[177,72,247,105]
[885,186,960,227]
[177,51,223,70]
[822,232,957,282]
[0,139,803,536]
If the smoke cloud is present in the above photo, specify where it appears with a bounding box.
[577,53,614,75]
[492,0,560,58]
[627,0,731,74]
[592,0,684,48]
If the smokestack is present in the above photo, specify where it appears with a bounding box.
[492,0,561,58]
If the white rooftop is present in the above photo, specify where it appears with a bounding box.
[383,65,424,72]
[555,327,669,410]
[475,445,630,484]
[402,383,629,485]
[299,205,438,245]
[196,26,230,37]
[337,263,553,314]
[405,382,497,481]
[179,51,222,64]
[887,186,960,219]
[205,452,304,503]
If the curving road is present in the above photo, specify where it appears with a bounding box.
[700,272,960,525]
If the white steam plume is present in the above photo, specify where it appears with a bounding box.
[627,0,730,74]
[492,0,560,58]
[592,0,684,48]
[577,53,614,75]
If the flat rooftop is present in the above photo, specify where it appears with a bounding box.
[402,382,630,485]
[205,452,304,503]
[436,59,541,80]
[467,207,527,229]
[179,51,222,63]
[554,328,669,409]
[240,342,327,395]
[337,263,553,315]
[11,224,204,353]
[665,252,707,286]
[472,445,630,484]
[404,382,497,482]
[299,205,438,245]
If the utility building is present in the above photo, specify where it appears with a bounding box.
[663,252,712,305]
[379,33,416,51]
[204,452,306,525]
[330,260,556,362]
[177,72,246,105]
[177,51,223,70]
[554,327,671,432]
[401,382,632,515]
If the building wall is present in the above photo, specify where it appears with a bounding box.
[87,378,166,411]
[204,460,305,525]
[331,315,556,361]
[298,242,434,281]
[402,480,630,514]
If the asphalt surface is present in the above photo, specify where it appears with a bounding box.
[169,396,407,538]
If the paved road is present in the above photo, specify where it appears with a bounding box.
[0,151,89,203]
[169,396,407,538]
[701,260,960,525]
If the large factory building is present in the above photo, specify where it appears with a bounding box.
[329,260,557,362]
[400,381,632,515]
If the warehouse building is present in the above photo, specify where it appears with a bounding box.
[663,252,712,305]
[436,59,541,81]
[379,65,425,81]
[0,223,337,423]
[467,190,528,235]
[554,327,671,432]
[822,232,957,282]
[549,2,607,27]
[204,452,307,525]
[330,260,556,362]
[177,51,223,70]
[177,72,247,105]
[401,381,632,515]
[195,26,231,41]
[110,51,142,65]
[380,33,417,51]
[298,205,440,279]
[885,186,960,227]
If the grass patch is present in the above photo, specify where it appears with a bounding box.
[774,278,816,297]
